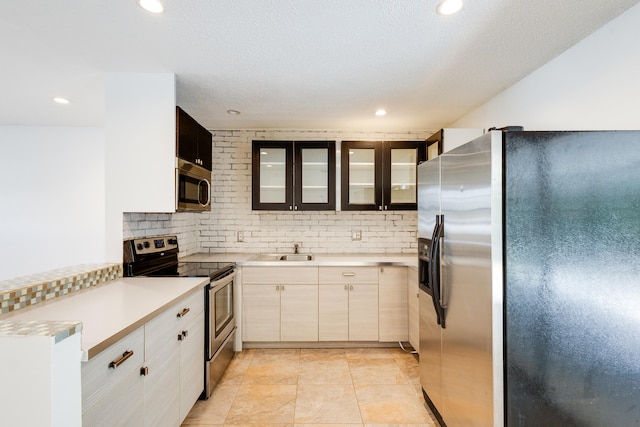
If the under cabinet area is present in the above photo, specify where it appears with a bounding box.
[242,266,319,342]
[378,266,409,342]
[240,263,413,346]
[81,288,204,427]
[318,266,379,341]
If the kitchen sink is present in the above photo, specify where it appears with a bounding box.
[279,254,313,261]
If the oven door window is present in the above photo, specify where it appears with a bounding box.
[178,173,210,206]
[214,281,233,337]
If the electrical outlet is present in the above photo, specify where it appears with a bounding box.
[237,231,244,242]
[351,230,362,241]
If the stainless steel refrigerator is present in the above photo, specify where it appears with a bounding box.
[417,130,640,427]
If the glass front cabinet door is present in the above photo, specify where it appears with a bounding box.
[252,140,335,211]
[341,141,425,211]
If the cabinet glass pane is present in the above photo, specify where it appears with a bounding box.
[390,148,417,204]
[349,148,375,205]
[259,148,287,203]
[302,148,328,203]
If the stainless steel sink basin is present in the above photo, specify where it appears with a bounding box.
[279,254,313,261]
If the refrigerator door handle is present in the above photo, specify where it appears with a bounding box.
[437,215,446,309]
[429,216,442,325]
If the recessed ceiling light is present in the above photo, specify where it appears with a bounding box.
[53,97,70,104]
[375,109,387,116]
[436,0,463,16]
[227,109,241,115]
[138,0,164,13]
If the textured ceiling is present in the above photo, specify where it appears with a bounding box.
[1,0,638,130]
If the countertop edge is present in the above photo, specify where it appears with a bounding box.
[85,281,207,360]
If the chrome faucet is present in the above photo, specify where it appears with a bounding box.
[294,243,300,254]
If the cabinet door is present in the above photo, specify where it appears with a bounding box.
[378,266,409,342]
[319,284,349,341]
[407,267,420,352]
[180,310,205,423]
[243,284,281,341]
[382,141,426,210]
[349,284,379,341]
[341,141,383,211]
[144,309,180,427]
[280,284,318,341]
[294,141,336,210]
[197,124,212,171]
[176,106,200,165]
[252,141,294,210]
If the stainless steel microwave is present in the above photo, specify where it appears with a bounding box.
[176,158,211,212]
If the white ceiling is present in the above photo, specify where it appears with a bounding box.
[1,0,638,131]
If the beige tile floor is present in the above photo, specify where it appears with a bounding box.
[182,347,437,426]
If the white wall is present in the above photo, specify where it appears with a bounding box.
[0,126,105,280]
[452,3,640,130]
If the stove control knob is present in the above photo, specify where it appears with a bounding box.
[136,243,143,251]
[168,238,177,245]
[143,241,150,248]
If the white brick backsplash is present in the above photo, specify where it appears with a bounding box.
[122,128,431,257]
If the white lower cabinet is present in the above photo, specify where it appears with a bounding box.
[407,267,420,352]
[81,327,146,426]
[318,267,379,341]
[378,266,409,342]
[82,288,204,427]
[242,266,319,342]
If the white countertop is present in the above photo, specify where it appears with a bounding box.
[2,277,209,360]
[181,252,418,268]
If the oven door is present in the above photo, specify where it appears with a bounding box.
[207,271,236,360]
[176,158,211,212]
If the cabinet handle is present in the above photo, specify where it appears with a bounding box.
[177,307,190,318]
[109,350,134,369]
[276,285,280,291]
[140,366,149,376]
[341,272,356,277]
[344,285,348,291]
[281,285,285,291]
[350,285,354,291]
[380,267,384,273]
[384,205,388,210]
[178,330,188,341]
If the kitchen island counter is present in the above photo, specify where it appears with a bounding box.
[1,276,209,360]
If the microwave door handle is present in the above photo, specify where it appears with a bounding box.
[199,178,211,207]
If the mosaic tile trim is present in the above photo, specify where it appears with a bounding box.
[0,320,82,343]
[0,263,122,315]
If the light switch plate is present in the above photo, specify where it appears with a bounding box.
[351,230,362,241]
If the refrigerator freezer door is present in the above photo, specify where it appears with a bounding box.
[418,158,444,416]
[439,133,500,426]
[505,131,640,426]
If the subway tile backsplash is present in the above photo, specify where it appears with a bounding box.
[123,129,431,256]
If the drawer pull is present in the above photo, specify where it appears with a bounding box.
[178,330,188,341]
[341,272,356,277]
[177,308,190,318]
[109,350,134,369]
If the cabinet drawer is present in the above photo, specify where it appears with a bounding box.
[173,288,205,321]
[82,326,145,411]
[319,266,378,284]
[243,266,318,284]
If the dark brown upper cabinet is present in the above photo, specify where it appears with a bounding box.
[176,106,212,171]
[341,140,426,211]
[252,140,336,211]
